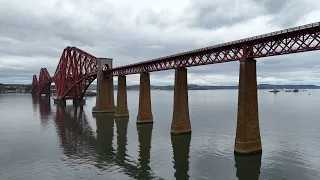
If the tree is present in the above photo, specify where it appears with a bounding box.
[25,84,32,93]
[0,83,4,93]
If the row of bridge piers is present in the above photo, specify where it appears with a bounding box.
[85,58,262,155]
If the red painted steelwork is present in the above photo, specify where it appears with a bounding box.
[105,22,320,76]
[31,75,38,94]
[54,46,97,100]
[37,68,52,95]
[33,22,320,100]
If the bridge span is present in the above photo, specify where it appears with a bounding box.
[31,22,320,155]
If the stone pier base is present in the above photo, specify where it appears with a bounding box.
[92,76,115,114]
[137,72,153,124]
[92,105,115,113]
[54,99,66,106]
[234,58,262,155]
[115,75,129,117]
[92,58,115,114]
[171,67,191,135]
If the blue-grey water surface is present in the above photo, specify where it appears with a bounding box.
[1,90,320,180]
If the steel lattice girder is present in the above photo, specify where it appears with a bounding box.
[54,46,97,100]
[32,22,320,100]
[105,22,320,76]
[37,68,52,95]
[31,75,38,94]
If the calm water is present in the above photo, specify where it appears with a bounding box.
[1,90,320,180]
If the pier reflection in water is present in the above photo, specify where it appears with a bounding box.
[94,113,116,168]
[48,101,160,179]
[137,123,154,179]
[115,117,129,165]
[32,96,264,180]
[32,95,38,114]
[38,96,51,127]
[171,134,191,180]
[234,153,261,180]
[3,91,320,179]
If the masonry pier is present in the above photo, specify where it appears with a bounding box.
[171,67,191,135]
[92,58,115,114]
[137,72,153,124]
[234,58,262,155]
[115,75,129,117]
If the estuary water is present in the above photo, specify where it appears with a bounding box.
[0,90,320,180]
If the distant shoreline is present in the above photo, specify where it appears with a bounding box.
[1,83,320,94]
[112,84,320,90]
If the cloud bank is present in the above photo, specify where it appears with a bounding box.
[1,0,320,85]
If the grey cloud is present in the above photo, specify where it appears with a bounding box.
[255,0,316,27]
[135,9,173,28]
[188,61,239,75]
[185,0,306,30]
[184,0,317,30]
[256,0,290,14]
[0,0,320,85]
[184,0,260,29]
[257,52,320,74]
[0,66,36,84]
[0,1,120,58]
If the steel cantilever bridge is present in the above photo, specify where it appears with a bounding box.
[32,22,320,98]
[31,21,320,155]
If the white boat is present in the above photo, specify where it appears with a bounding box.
[269,88,279,93]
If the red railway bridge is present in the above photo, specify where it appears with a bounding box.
[31,22,320,155]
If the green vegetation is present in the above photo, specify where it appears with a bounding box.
[0,83,31,93]
[0,83,4,93]
[24,84,32,92]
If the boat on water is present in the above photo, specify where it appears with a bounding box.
[285,90,292,92]
[269,89,280,93]
[293,89,299,92]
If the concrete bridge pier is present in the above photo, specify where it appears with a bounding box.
[92,58,115,114]
[115,75,129,117]
[137,72,153,124]
[234,58,262,155]
[171,67,191,135]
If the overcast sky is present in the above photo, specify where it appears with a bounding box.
[1,0,320,85]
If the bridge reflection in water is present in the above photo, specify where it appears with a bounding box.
[38,96,52,127]
[34,97,261,180]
